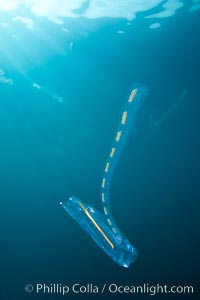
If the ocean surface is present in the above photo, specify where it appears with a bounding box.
[0,1,199,299]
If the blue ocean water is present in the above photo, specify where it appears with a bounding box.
[0,1,200,299]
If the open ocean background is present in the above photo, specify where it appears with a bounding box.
[0,1,199,299]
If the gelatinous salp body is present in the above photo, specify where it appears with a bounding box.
[62,83,148,267]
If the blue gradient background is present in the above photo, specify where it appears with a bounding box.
[0,5,200,300]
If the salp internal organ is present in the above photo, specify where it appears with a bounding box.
[62,83,148,268]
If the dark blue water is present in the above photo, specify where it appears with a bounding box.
[0,2,199,299]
